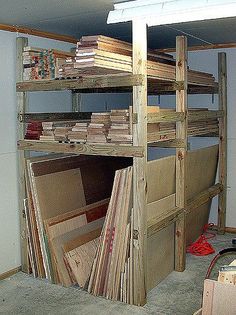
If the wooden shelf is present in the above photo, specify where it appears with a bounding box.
[16,74,144,92]
[17,139,144,158]
[16,75,218,95]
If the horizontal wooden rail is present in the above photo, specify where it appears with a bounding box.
[186,183,223,215]
[147,112,185,123]
[147,207,183,237]
[148,139,186,148]
[147,183,222,237]
[17,140,144,158]
[16,74,144,92]
[0,23,77,44]
[188,110,224,122]
[18,112,92,123]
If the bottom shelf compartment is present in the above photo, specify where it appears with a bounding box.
[23,145,219,305]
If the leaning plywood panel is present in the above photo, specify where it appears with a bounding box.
[146,145,218,292]
[27,155,131,280]
[44,200,108,283]
[187,145,218,198]
[147,224,175,291]
[51,218,104,287]
[33,168,86,220]
[186,145,218,244]
[147,155,175,203]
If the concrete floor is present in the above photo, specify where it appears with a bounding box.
[0,233,235,315]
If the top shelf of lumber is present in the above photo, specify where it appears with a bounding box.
[16,74,218,95]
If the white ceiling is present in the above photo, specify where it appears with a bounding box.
[1,0,236,48]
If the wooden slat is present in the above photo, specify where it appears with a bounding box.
[188,110,224,122]
[175,36,188,272]
[186,183,222,215]
[147,183,222,237]
[17,140,144,158]
[19,112,91,123]
[218,53,227,234]
[16,37,29,273]
[147,112,185,123]
[147,207,182,237]
[158,42,236,53]
[132,19,148,306]
[0,267,21,280]
[0,23,77,44]
[16,74,144,92]
[148,139,186,148]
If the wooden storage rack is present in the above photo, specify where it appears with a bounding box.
[16,26,227,306]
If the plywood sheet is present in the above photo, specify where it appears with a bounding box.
[187,145,218,199]
[65,238,99,287]
[147,224,175,291]
[147,156,175,203]
[51,217,104,287]
[146,145,218,291]
[33,168,86,220]
[186,145,218,243]
[147,194,176,221]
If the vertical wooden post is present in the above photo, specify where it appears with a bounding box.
[175,36,188,272]
[218,53,227,234]
[16,37,29,273]
[132,19,147,306]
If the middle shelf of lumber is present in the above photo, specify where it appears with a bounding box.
[17,140,145,158]
[16,75,218,94]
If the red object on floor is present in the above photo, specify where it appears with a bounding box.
[187,223,216,256]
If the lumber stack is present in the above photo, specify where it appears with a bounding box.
[25,121,43,140]
[87,113,110,144]
[148,109,219,143]
[88,166,133,303]
[40,121,80,141]
[23,47,73,80]
[67,122,89,143]
[108,109,132,144]
[58,35,216,86]
[77,35,175,65]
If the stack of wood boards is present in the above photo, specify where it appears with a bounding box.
[88,166,133,303]
[58,35,216,86]
[148,108,219,143]
[25,121,42,140]
[67,122,89,142]
[77,35,175,65]
[108,109,132,144]
[25,155,132,284]
[40,121,82,141]
[23,47,73,80]
[87,113,110,144]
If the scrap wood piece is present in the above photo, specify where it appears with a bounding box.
[64,236,100,288]
[66,239,99,287]
[51,217,105,287]
[44,199,109,281]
